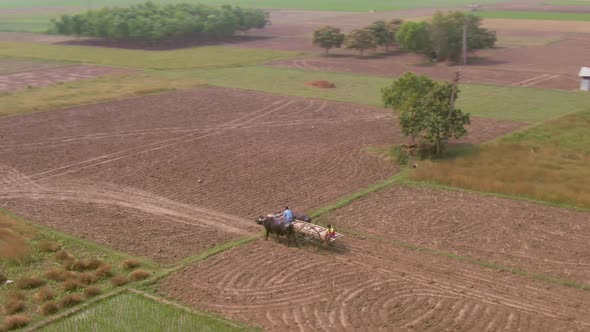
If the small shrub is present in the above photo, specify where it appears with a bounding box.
[71,259,92,271]
[54,250,74,261]
[39,240,60,252]
[77,272,98,285]
[95,264,112,279]
[6,291,25,302]
[86,259,102,270]
[84,286,102,298]
[129,270,151,281]
[15,276,46,290]
[61,258,75,270]
[2,314,31,331]
[120,259,140,270]
[33,287,57,303]
[62,279,83,291]
[110,275,129,287]
[58,294,84,309]
[0,271,6,284]
[3,300,25,315]
[44,268,75,282]
[40,302,59,316]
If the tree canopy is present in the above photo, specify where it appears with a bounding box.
[396,11,496,63]
[344,29,378,56]
[381,72,470,156]
[430,11,496,62]
[50,2,269,42]
[312,26,345,54]
[395,21,432,55]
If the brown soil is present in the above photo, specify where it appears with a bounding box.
[159,239,590,331]
[0,88,521,262]
[324,185,590,284]
[304,80,335,88]
[0,65,135,92]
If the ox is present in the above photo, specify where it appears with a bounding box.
[293,212,312,223]
[256,215,297,246]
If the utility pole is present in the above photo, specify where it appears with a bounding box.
[461,17,468,66]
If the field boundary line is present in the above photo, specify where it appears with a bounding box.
[310,170,406,219]
[399,176,590,212]
[337,228,590,292]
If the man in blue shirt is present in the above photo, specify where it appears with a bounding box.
[281,206,294,224]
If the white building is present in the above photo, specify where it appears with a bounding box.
[580,67,590,91]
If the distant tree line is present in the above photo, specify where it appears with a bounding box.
[312,19,403,55]
[50,1,269,42]
[313,11,496,63]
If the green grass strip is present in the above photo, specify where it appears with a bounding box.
[399,176,590,212]
[476,10,590,21]
[309,171,407,219]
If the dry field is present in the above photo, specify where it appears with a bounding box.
[323,185,590,284]
[0,87,521,263]
[159,238,590,331]
[0,62,134,91]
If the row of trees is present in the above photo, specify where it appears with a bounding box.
[397,11,496,62]
[312,19,404,55]
[313,12,496,63]
[382,72,470,156]
[50,1,268,42]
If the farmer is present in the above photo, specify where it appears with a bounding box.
[281,206,294,224]
[324,224,336,245]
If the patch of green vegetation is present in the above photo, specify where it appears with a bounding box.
[0,73,204,117]
[412,109,590,209]
[0,0,510,12]
[0,15,52,32]
[39,292,255,332]
[475,10,590,21]
[548,0,590,5]
[0,42,301,70]
[154,66,590,123]
[0,209,160,328]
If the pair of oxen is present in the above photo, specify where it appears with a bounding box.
[255,212,311,246]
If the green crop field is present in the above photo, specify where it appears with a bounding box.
[0,42,300,70]
[153,66,590,123]
[40,292,256,332]
[475,10,590,21]
[1,0,509,11]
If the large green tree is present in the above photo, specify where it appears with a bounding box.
[431,11,496,63]
[312,26,345,54]
[381,72,470,156]
[365,21,395,51]
[395,21,432,55]
[344,29,378,56]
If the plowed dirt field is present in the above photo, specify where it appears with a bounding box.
[159,239,590,331]
[0,87,522,262]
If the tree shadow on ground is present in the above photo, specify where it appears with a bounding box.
[56,35,276,50]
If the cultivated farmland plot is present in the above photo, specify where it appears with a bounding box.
[0,87,521,263]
